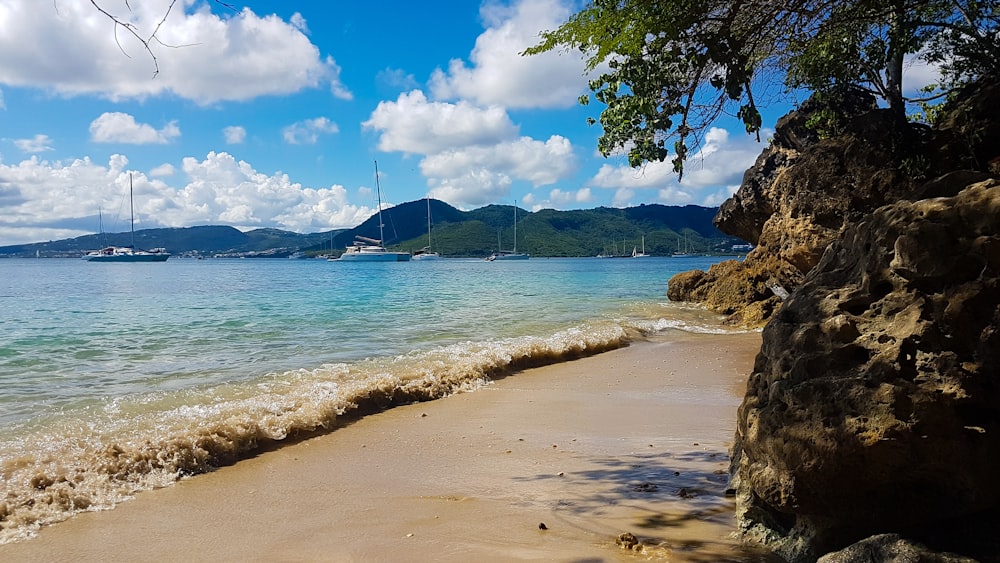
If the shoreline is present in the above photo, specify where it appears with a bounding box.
[2,331,767,562]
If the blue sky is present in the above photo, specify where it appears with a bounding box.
[2,0,806,246]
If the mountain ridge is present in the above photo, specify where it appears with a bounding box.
[1,200,746,258]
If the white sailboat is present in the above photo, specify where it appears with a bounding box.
[82,173,170,262]
[333,161,411,262]
[411,197,440,260]
[672,233,695,257]
[633,235,650,257]
[486,201,529,261]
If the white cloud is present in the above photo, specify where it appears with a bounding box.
[420,135,578,208]
[589,127,768,205]
[14,134,54,153]
[150,163,175,177]
[224,126,247,144]
[420,135,576,187]
[364,90,579,209]
[172,152,368,231]
[89,112,181,144]
[902,53,944,96]
[612,188,635,208]
[0,3,349,104]
[525,187,592,211]
[428,0,590,109]
[364,90,518,154]
[0,152,375,246]
[282,117,338,145]
[290,12,308,33]
[427,169,513,208]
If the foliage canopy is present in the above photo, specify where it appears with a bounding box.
[523,0,1000,177]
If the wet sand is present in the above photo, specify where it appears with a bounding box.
[2,331,766,562]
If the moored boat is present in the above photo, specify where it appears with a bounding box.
[486,201,529,261]
[83,174,170,262]
[332,161,410,262]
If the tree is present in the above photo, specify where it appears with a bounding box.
[523,0,1000,177]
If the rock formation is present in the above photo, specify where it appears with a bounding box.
[668,80,1000,326]
[730,177,1000,561]
[694,78,1000,561]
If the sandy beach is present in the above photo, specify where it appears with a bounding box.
[1,331,769,562]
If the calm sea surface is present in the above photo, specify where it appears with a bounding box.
[0,255,736,543]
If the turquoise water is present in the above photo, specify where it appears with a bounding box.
[0,256,734,542]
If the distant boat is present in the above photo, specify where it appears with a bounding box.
[633,235,650,258]
[596,238,628,258]
[672,233,695,257]
[486,201,529,261]
[411,197,440,260]
[82,173,170,262]
[333,161,411,262]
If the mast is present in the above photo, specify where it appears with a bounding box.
[129,173,135,249]
[426,197,432,248]
[512,200,517,254]
[374,160,385,244]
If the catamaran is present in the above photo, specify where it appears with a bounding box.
[333,161,410,262]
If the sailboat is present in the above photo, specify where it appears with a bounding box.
[411,197,440,260]
[82,173,170,262]
[486,201,529,261]
[672,233,695,257]
[633,235,650,257]
[333,161,411,262]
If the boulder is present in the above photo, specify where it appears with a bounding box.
[730,179,1000,561]
[816,534,978,563]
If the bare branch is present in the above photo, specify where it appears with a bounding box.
[71,0,237,79]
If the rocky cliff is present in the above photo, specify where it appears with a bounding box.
[669,81,1000,326]
[670,79,1000,560]
[732,176,1000,561]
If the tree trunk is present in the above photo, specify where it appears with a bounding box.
[885,0,907,121]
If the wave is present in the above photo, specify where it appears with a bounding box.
[0,321,635,544]
[0,307,744,545]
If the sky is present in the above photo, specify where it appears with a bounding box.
[0,0,938,247]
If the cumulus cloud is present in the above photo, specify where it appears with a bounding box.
[90,112,181,144]
[426,169,513,208]
[0,3,349,104]
[365,90,518,154]
[429,0,590,109]
[902,53,944,96]
[224,126,247,144]
[150,163,175,177]
[589,127,768,206]
[282,117,339,145]
[420,135,578,207]
[524,187,592,211]
[14,134,54,153]
[364,90,579,209]
[0,152,374,246]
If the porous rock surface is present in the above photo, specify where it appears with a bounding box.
[669,80,1000,326]
[730,178,1000,561]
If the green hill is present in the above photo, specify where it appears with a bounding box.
[1,200,745,258]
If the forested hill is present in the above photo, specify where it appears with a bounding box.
[1,200,746,258]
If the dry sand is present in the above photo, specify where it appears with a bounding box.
[2,331,771,562]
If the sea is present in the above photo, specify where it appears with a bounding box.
[0,255,739,544]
